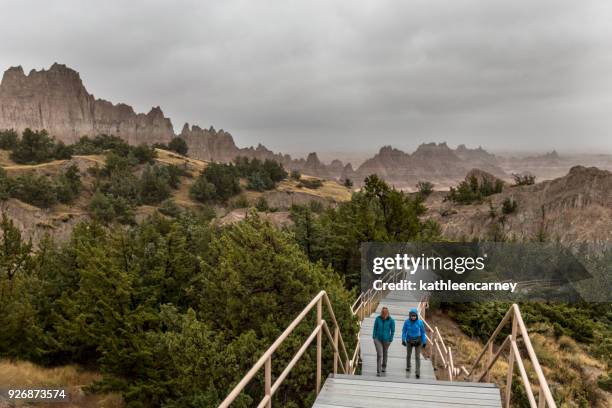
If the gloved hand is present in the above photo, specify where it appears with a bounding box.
[422,343,426,349]
[402,340,406,347]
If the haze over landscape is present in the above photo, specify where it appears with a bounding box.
[0,1,611,408]
[2,0,612,155]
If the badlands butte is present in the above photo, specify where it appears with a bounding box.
[1,63,612,244]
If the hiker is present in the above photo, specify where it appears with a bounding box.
[402,307,427,378]
[372,306,395,376]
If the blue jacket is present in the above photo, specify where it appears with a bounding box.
[402,308,427,345]
[372,315,395,342]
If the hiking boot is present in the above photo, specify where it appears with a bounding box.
[416,374,420,379]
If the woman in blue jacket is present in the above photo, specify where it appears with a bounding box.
[372,306,395,376]
[402,307,427,378]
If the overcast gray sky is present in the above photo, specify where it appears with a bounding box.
[1,0,611,158]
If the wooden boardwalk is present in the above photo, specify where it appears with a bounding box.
[313,290,502,407]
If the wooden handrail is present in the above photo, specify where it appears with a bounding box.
[219,291,357,408]
[510,337,538,408]
[416,295,468,382]
[467,305,514,378]
[416,298,555,407]
[466,304,556,408]
[351,268,404,319]
[512,305,556,408]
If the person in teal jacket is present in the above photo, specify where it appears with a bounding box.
[372,306,395,376]
[401,307,427,378]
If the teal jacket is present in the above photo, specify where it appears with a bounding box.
[372,315,395,342]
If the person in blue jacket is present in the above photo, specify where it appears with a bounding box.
[402,307,427,378]
[372,306,395,376]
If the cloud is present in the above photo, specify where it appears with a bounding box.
[1,0,611,154]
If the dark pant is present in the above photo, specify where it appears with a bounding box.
[406,341,421,375]
[374,339,390,373]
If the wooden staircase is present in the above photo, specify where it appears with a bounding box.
[219,280,556,408]
[313,289,502,407]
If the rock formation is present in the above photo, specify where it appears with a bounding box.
[179,123,240,162]
[354,143,507,189]
[426,165,612,244]
[0,63,175,145]
[464,168,504,187]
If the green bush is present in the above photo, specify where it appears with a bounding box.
[190,163,240,203]
[168,137,189,155]
[298,178,323,189]
[416,181,434,196]
[262,159,287,182]
[52,141,73,160]
[88,190,135,224]
[512,173,536,186]
[55,165,82,204]
[166,164,189,188]
[308,200,324,213]
[231,195,250,209]
[290,169,301,180]
[189,175,217,203]
[247,171,274,191]
[0,130,18,150]
[501,197,518,214]
[0,168,10,200]
[101,152,138,176]
[9,173,58,208]
[255,196,270,212]
[447,175,503,204]
[131,143,157,164]
[159,198,181,218]
[98,170,141,204]
[10,128,55,164]
[71,134,130,155]
[0,166,81,207]
[235,156,287,191]
[88,190,116,223]
[139,165,171,205]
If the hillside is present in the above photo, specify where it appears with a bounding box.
[425,165,612,244]
[0,147,351,245]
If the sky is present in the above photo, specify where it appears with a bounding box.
[1,0,611,158]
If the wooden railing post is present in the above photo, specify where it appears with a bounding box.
[432,338,437,369]
[333,326,339,375]
[316,298,322,395]
[447,346,453,381]
[539,389,546,408]
[265,356,272,408]
[505,313,518,408]
[485,340,493,382]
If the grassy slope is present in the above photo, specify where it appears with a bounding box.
[1,148,351,216]
[0,359,123,407]
[427,309,611,407]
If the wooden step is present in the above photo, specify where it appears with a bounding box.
[313,376,502,407]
